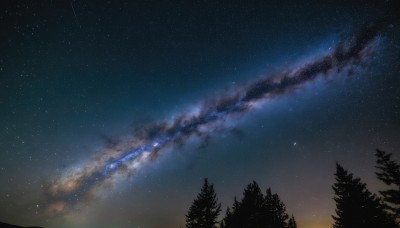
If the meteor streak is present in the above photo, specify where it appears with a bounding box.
[44,21,387,215]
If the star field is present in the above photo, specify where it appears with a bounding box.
[0,1,399,228]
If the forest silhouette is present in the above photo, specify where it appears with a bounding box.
[1,149,398,228]
[185,149,400,228]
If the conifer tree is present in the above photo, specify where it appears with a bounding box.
[264,188,289,228]
[221,181,293,228]
[185,178,221,228]
[287,215,297,228]
[239,181,266,227]
[332,163,397,228]
[221,198,239,228]
[375,149,400,220]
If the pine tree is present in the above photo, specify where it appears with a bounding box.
[222,197,241,228]
[375,149,400,220]
[287,215,297,228]
[185,178,221,228]
[221,181,265,227]
[332,163,397,228]
[264,188,289,228]
[221,181,293,228]
[239,181,266,227]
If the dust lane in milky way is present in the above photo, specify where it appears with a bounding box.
[44,21,386,216]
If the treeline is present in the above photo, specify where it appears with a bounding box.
[184,149,400,228]
[185,179,296,228]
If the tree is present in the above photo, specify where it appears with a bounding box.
[222,181,266,227]
[375,149,400,220]
[237,181,267,227]
[220,198,240,228]
[332,163,397,228]
[264,188,289,228]
[222,181,293,228]
[287,215,297,228]
[185,178,221,228]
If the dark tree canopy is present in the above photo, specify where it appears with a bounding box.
[332,163,397,228]
[264,188,289,228]
[221,181,292,228]
[375,149,400,220]
[185,178,221,228]
[287,215,297,228]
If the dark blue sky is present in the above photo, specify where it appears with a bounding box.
[0,1,399,227]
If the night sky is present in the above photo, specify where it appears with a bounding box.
[1,1,399,228]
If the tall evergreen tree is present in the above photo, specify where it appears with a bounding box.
[222,181,266,228]
[332,163,397,228]
[221,198,240,228]
[375,149,400,220]
[239,181,267,227]
[264,188,289,228]
[287,215,297,228]
[222,181,293,228]
[185,178,221,228]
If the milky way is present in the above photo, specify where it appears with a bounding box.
[44,21,387,215]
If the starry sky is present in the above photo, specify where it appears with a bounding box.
[0,1,399,228]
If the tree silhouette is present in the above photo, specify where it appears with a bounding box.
[264,188,289,228]
[287,215,297,228]
[332,163,397,228]
[185,178,221,228]
[375,149,400,220]
[221,181,292,228]
[238,181,266,227]
[220,197,240,228]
